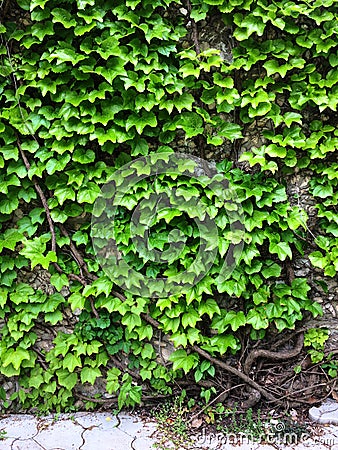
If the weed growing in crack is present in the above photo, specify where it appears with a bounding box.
[215,404,265,440]
[215,404,309,444]
[152,390,193,450]
[0,430,7,440]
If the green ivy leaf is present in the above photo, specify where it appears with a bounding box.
[233,14,266,40]
[291,278,310,300]
[80,366,101,385]
[45,155,71,175]
[176,112,204,138]
[57,369,78,390]
[219,122,243,141]
[269,241,292,261]
[286,207,308,230]
[309,251,328,269]
[63,353,82,372]
[106,367,121,394]
[182,308,201,328]
[54,186,76,205]
[0,229,23,251]
[20,235,57,269]
[169,349,199,374]
[45,310,63,325]
[170,332,188,348]
[0,196,19,215]
[207,334,239,354]
[246,310,269,330]
[265,144,286,158]
[261,262,282,278]
[173,93,194,112]
[312,184,333,198]
[50,273,69,292]
[0,289,7,308]
[198,298,221,319]
[126,111,157,134]
[211,311,246,332]
[73,148,96,164]
[2,347,31,370]
[121,312,142,331]
[77,182,101,204]
[51,8,77,28]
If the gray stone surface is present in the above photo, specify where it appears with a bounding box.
[0,412,337,450]
[309,399,338,425]
[81,426,133,450]
[117,413,156,437]
[10,441,44,450]
[72,412,119,429]
[34,419,84,450]
[133,436,157,450]
[0,415,38,440]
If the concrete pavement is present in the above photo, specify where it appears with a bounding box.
[0,411,338,450]
[0,412,156,450]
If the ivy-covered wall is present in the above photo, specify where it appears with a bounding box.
[0,0,337,412]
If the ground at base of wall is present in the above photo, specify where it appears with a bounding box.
[1,408,338,450]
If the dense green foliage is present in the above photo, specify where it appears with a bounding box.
[0,0,337,411]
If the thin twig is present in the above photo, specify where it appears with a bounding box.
[75,393,118,404]
[17,143,92,299]
[188,384,245,422]
[109,355,142,381]
[0,0,10,20]
[18,141,100,319]
[33,346,48,371]
[186,0,200,55]
[111,290,127,301]
[68,273,86,285]
[17,139,57,253]
[269,329,305,351]
[59,224,94,280]
[89,296,99,318]
[293,232,317,248]
[277,379,335,401]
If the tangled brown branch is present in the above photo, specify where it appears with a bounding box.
[141,313,278,403]
[243,333,304,375]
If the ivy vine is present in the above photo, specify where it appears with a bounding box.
[0,0,337,412]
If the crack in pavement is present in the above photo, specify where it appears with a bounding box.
[10,436,46,450]
[7,414,89,450]
[31,437,47,449]
[74,415,101,450]
[115,412,121,429]
[34,417,70,450]
[72,412,137,450]
[78,425,86,450]
[10,422,44,450]
[130,436,137,450]
[115,413,158,450]
[1,413,180,450]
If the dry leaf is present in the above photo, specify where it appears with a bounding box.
[332,391,338,402]
[191,417,203,428]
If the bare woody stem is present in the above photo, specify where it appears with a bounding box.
[17,139,57,253]
[141,313,278,403]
